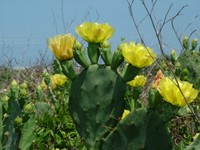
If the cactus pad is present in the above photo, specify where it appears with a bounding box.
[69,64,126,148]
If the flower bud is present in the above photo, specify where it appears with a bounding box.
[183,36,189,50]
[182,76,189,81]
[20,89,27,97]
[43,72,51,86]
[191,38,198,50]
[11,80,18,87]
[73,40,82,50]
[10,80,20,99]
[53,59,62,74]
[36,85,42,101]
[20,82,28,89]
[121,110,130,119]
[24,103,33,112]
[1,95,9,102]
[99,42,113,66]
[170,49,178,62]
[3,113,9,118]
[36,85,42,91]
[87,43,100,64]
[73,48,90,68]
[14,116,23,125]
[182,68,189,75]
[100,40,111,48]
[111,50,124,69]
[175,62,181,69]
[60,60,76,80]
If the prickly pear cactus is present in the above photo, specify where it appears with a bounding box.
[70,64,126,148]
[49,22,172,150]
[0,81,36,150]
[102,108,172,150]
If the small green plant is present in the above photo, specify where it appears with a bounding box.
[0,80,36,150]
[0,67,83,149]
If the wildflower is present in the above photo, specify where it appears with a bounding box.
[121,110,130,119]
[48,34,76,61]
[42,74,68,90]
[76,22,114,43]
[127,75,147,87]
[119,42,157,68]
[157,77,198,107]
[151,70,164,88]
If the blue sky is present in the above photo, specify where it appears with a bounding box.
[0,0,200,67]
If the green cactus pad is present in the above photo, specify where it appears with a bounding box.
[69,64,126,149]
[102,108,172,150]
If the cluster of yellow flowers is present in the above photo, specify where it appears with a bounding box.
[48,22,198,109]
[48,22,157,69]
[48,22,115,61]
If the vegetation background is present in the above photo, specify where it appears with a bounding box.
[0,0,200,149]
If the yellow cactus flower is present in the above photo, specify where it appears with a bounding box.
[76,22,115,43]
[127,75,147,87]
[48,34,76,61]
[52,74,68,89]
[121,110,130,119]
[119,42,157,68]
[157,77,198,107]
[42,74,68,90]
